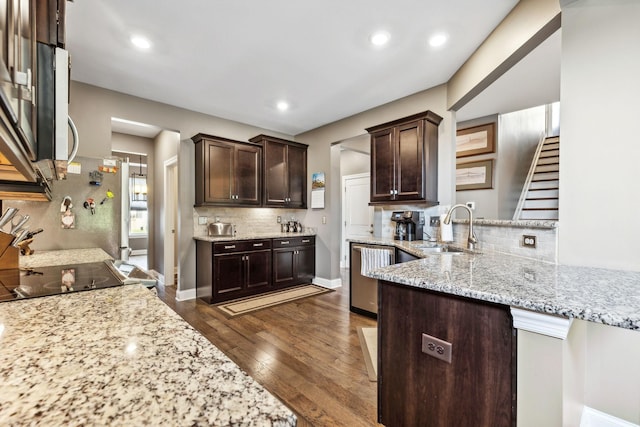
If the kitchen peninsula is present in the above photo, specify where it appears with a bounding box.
[354,237,640,426]
[0,250,296,426]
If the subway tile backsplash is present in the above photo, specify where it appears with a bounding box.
[193,207,305,237]
[451,221,558,263]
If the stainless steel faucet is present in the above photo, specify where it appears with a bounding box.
[443,204,477,251]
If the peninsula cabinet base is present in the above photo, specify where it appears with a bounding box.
[378,280,516,427]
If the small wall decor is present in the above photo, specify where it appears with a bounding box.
[456,159,494,191]
[311,172,325,209]
[456,123,496,158]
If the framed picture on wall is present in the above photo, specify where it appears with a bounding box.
[456,159,494,191]
[456,123,496,158]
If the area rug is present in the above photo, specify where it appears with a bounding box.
[357,327,378,382]
[215,285,332,317]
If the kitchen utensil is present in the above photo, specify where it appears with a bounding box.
[10,214,30,235]
[208,221,234,237]
[11,228,30,247]
[25,228,43,239]
[0,207,18,230]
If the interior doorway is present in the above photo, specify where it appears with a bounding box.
[341,173,373,268]
[164,156,178,286]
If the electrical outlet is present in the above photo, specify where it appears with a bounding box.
[277,216,282,223]
[421,333,452,364]
[466,201,476,210]
[322,216,327,224]
[198,216,208,225]
[523,235,537,248]
[429,216,440,227]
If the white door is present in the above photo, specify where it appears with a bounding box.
[164,156,178,286]
[342,173,374,268]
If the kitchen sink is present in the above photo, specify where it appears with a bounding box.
[410,243,475,255]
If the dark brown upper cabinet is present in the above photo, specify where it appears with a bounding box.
[193,134,262,207]
[36,0,66,47]
[250,134,308,209]
[366,110,442,205]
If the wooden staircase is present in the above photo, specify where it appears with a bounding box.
[513,136,559,221]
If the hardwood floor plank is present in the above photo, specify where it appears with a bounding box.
[158,272,381,426]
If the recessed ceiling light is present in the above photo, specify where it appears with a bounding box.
[429,33,448,48]
[131,35,152,50]
[370,31,390,47]
[276,101,289,112]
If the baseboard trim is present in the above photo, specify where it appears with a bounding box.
[176,287,196,301]
[313,276,342,289]
[581,406,639,427]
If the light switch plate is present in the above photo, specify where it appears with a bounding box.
[198,216,208,225]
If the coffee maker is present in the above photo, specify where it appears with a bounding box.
[390,211,424,241]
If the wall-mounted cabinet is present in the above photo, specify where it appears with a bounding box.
[249,134,307,209]
[193,134,262,207]
[366,110,442,205]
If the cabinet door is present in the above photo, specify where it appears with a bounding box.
[264,140,287,205]
[245,250,271,291]
[395,119,424,201]
[15,0,35,157]
[379,282,515,426]
[295,245,315,284]
[370,128,395,202]
[235,143,261,205]
[286,144,306,208]
[204,139,234,204]
[272,248,296,288]
[213,253,245,300]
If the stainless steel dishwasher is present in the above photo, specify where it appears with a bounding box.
[350,243,395,318]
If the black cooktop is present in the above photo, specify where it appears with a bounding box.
[0,262,123,302]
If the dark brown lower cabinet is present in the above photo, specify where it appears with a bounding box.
[196,237,316,303]
[378,280,516,427]
[196,239,271,303]
[272,236,316,288]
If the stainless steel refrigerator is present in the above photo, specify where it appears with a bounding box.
[3,156,131,259]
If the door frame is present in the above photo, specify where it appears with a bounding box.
[341,172,372,268]
[163,155,178,287]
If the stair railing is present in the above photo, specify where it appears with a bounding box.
[513,132,548,221]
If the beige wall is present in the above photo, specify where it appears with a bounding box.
[69,82,293,291]
[297,84,454,281]
[559,0,640,271]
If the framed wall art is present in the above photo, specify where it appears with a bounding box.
[456,123,496,158]
[456,159,494,191]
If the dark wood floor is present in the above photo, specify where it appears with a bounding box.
[157,271,380,427]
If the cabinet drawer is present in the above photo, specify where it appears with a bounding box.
[273,236,315,248]
[213,239,272,254]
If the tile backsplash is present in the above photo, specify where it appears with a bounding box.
[451,220,558,263]
[193,207,305,237]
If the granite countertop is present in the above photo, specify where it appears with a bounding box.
[0,285,296,426]
[19,248,113,268]
[195,231,316,242]
[351,237,640,331]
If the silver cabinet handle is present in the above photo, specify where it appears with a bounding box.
[253,243,263,247]
[224,245,236,249]
[302,239,310,243]
[280,241,290,245]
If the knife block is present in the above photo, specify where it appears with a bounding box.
[0,232,18,270]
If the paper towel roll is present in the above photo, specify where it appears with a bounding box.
[440,213,453,242]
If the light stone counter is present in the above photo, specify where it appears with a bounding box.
[19,248,113,268]
[0,285,296,426]
[351,237,640,331]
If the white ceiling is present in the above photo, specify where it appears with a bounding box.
[67,0,559,137]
